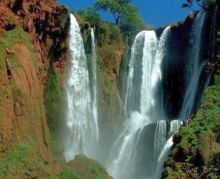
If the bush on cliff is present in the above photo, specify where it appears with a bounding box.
[163,75,220,178]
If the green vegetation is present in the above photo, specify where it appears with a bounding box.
[93,21,124,128]
[59,156,109,179]
[0,27,32,48]
[95,0,131,25]
[79,14,124,129]
[0,140,49,178]
[60,168,78,179]
[163,75,220,178]
[119,4,145,42]
[78,7,102,25]
[44,63,63,134]
[0,27,38,67]
[76,0,145,42]
[95,0,145,39]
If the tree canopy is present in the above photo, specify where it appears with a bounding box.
[95,0,145,41]
[78,7,101,25]
[95,0,132,25]
[119,4,145,39]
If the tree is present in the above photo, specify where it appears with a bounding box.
[95,0,131,25]
[95,0,145,41]
[120,4,145,39]
[77,7,101,25]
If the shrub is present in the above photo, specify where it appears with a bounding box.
[60,168,78,179]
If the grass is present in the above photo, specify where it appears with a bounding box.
[0,27,50,176]
[0,140,44,177]
[0,27,38,68]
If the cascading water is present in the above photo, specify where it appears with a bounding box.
[107,26,171,179]
[151,11,208,178]
[62,8,210,179]
[179,10,207,120]
[153,120,167,161]
[90,28,99,142]
[63,14,99,161]
[153,119,182,179]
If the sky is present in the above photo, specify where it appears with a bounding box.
[58,0,196,27]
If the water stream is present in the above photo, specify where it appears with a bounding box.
[63,10,209,178]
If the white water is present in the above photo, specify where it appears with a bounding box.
[153,136,174,179]
[179,11,207,120]
[153,120,167,161]
[63,9,208,179]
[153,119,182,179]
[91,28,99,142]
[63,14,99,161]
[107,26,171,179]
[152,12,208,178]
[169,120,182,135]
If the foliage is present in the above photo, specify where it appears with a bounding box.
[44,63,62,133]
[95,0,131,25]
[60,168,78,179]
[163,75,220,178]
[78,7,102,25]
[119,4,145,42]
[0,141,46,178]
[95,0,145,39]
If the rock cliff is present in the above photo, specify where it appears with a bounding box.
[0,1,112,178]
[162,3,220,178]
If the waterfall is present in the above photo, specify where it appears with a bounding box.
[153,136,174,179]
[63,14,99,161]
[107,26,171,179]
[179,11,207,120]
[153,120,167,161]
[62,8,210,179]
[91,28,99,142]
[169,120,182,134]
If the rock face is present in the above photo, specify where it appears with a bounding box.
[160,13,196,118]
[160,9,217,119]
[0,0,69,177]
[0,0,69,83]
[215,2,220,75]
[0,1,114,178]
[162,4,220,179]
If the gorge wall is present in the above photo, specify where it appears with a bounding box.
[0,1,112,178]
[163,3,220,178]
[0,0,220,179]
